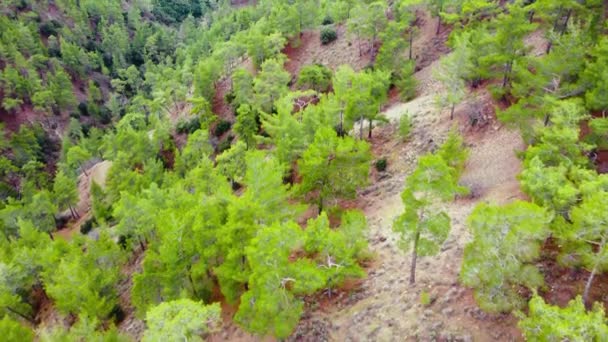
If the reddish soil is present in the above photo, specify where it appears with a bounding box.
[283,25,373,79]
[539,239,608,311]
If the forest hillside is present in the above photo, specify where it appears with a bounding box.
[0,0,608,341]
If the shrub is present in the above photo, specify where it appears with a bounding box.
[39,20,61,36]
[399,114,412,141]
[320,27,337,45]
[80,217,96,235]
[322,15,334,25]
[216,135,234,153]
[214,120,232,137]
[395,61,417,101]
[224,91,236,105]
[97,106,112,125]
[78,102,89,116]
[375,158,387,172]
[420,291,431,306]
[176,117,201,134]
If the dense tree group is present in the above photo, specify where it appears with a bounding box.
[0,0,607,340]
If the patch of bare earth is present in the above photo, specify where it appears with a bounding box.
[283,25,373,78]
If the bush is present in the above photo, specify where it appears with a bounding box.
[420,291,431,306]
[39,20,61,36]
[224,91,236,105]
[375,158,387,172]
[80,217,96,235]
[78,102,89,116]
[97,106,112,125]
[176,117,201,134]
[214,120,232,137]
[395,61,417,101]
[320,27,337,45]
[322,15,334,25]
[216,135,234,153]
[399,114,412,141]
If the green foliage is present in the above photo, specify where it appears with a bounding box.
[420,291,431,306]
[143,300,220,342]
[231,68,254,108]
[436,129,469,177]
[38,315,129,342]
[216,141,247,185]
[214,120,232,137]
[518,294,608,341]
[298,127,371,212]
[298,64,332,92]
[375,158,387,172]
[52,170,79,217]
[320,27,337,45]
[0,316,33,342]
[584,37,608,112]
[152,0,205,24]
[233,104,258,149]
[376,20,408,75]
[393,149,467,283]
[43,233,125,319]
[461,201,551,312]
[398,113,412,141]
[348,1,388,54]
[253,58,290,113]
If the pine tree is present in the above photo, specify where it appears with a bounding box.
[297,127,371,212]
[0,316,34,342]
[518,294,608,341]
[562,190,608,305]
[233,104,258,149]
[393,153,466,284]
[461,201,551,312]
[52,170,79,220]
[143,300,221,342]
[253,58,290,113]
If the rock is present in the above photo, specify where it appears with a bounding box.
[430,321,444,331]
[441,307,454,316]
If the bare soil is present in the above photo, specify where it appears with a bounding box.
[283,25,373,78]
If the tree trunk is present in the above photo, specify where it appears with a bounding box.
[502,60,513,89]
[79,162,88,176]
[561,9,572,35]
[546,7,563,54]
[69,205,79,220]
[450,103,455,120]
[409,30,413,60]
[436,16,441,35]
[583,263,598,306]
[528,10,535,23]
[409,231,420,284]
[359,115,364,140]
[368,119,373,139]
[48,231,54,241]
[545,41,553,54]
[339,110,344,137]
[318,196,323,214]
